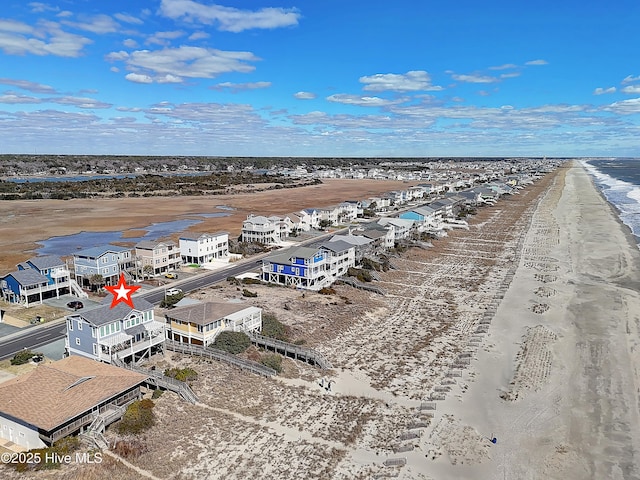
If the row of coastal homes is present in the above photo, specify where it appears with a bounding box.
[0,233,230,305]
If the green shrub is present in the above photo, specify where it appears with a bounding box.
[242,288,258,297]
[260,353,283,373]
[164,367,198,382]
[151,388,164,399]
[261,313,290,341]
[117,399,155,435]
[241,278,262,285]
[160,292,184,308]
[212,331,251,354]
[11,349,41,365]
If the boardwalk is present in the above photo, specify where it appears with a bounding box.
[248,332,332,369]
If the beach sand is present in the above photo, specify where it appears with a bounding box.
[431,161,640,479]
[4,161,640,480]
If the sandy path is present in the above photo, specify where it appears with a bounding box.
[438,162,640,479]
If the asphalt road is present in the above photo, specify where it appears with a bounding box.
[0,322,68,360]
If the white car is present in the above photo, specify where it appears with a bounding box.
[165,288,182,296]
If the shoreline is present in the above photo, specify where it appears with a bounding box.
[434,160,640,479]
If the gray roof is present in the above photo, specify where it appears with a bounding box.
[320,240,353,253]
[265,246,319,265]
[74,245,129,258]
[22,255,65,271]
[135,240,176,250]
[78,297,154,326]
[5,269,49,286]
[166,302,252,326]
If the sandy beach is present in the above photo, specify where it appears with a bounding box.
[4,161,640,480]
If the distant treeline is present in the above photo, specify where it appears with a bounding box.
[0,172,321,201]
[0,154,542,177]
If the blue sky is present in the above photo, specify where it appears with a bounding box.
[0,0,638,157]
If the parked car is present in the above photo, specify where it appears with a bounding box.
[30,316,43,325]
[165,288,182,296]
[67,300,84,310]
[164,272,178,279]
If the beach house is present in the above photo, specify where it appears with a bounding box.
[377,217,415,240]
[165,301,262,346]
[179,232,229,265]
[241,215,280,245]
[65,298,165,364]
[73,246,135,287]
[261,246,331,290]
[135,240,182,276]
[0,356,146,449]
[319,241,356,278]
[1,255,84,305]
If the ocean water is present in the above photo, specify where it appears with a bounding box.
[582,158,640,242]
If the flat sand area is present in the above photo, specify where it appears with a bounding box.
[5,162,640,480]
[0,178,414,271]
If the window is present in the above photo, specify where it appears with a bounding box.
[77,319,82,330]
[92,327,96,338]
[68,319,73,331]
[75,338,80,346]
[93,344,98,355]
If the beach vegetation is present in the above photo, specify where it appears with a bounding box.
[164,367,198,382]
[117,399,156,435]
[261,313,290,341]
[212,331,251,354]
[260,353,283,373]
[10,349,42,365]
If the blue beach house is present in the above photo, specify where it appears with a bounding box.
[73,246,134,287]
[261,246,331,290]
[1,255,82,306]
[65,298,165,364]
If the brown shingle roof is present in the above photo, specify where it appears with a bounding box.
[0,356,146,431]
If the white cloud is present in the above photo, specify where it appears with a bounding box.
[145,30,185,46]
[326,94,409,107]
[123,38,138,48]
[114,13,143,25]
[0,94,42,104]
[188,31,209,41]
[294,91,316,100]
[109,46,260,80]
[603,98,640,115]
[622,85,640,94]
[61,14,121,34]
[157,74,183,84]
[0,78,57,94]
[0,20,92,57]
[125,73,153,84]
[28,2,59,13]
[594,86,616,95]
[359,70,443,92]
[212,81,271,91]
[50,96,112,109]
[500,72,520,79]
[489,63,517,70]
[525,59,548,66]
[622,75,640,84]
[451,73,499,83]
[159,0,300,33]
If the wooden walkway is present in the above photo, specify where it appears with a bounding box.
[165,339,277,377]
[248,333,332,369]
[112,354,199,404]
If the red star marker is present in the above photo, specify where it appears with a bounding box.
[104,273,141,309]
